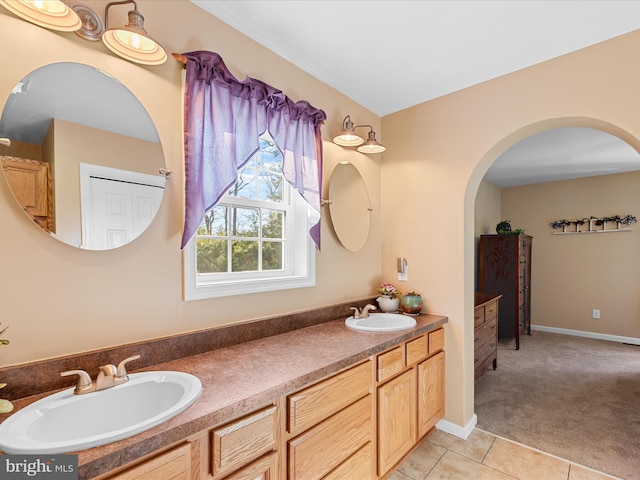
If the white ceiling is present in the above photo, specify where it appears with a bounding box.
[192,0,640,186]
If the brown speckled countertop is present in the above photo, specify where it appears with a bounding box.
[6,312,447,479]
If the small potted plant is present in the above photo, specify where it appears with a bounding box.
[0,323,12,414]
[377,283,401,313]
[400,291,423,315]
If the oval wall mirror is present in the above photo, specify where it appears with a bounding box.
[328,161,371,252]
[0,62,166,250]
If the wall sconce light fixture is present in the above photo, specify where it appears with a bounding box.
[332,115,385,154]
[0,0,166,65]
[102,0,167,66]
[0,0,81,31]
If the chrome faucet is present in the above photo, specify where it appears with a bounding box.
[61,355,140,395]
[351,304,377,319]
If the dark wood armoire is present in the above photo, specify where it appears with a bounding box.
[479,234,532,350]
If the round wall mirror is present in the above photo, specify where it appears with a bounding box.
[328,161,371,252]
[0,62,166,250]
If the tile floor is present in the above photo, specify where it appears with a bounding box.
[389,429,621,480]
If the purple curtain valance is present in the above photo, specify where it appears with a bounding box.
[180,50,326,250]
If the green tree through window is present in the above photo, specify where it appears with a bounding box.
[196,135,287,274]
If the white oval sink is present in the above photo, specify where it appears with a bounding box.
[0,371,202,454]
[345,313,417,332]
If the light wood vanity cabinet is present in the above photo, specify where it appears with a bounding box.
[100,325,446,480]
[286,360,373,480]
[104,403,279,480]
[376,328,445,476]
[106,443,192,480]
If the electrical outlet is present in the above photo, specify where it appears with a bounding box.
[592,309,600,319]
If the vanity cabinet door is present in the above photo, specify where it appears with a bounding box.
[417,351,445,438]
[106,443,192,480]
[377,369,416,475]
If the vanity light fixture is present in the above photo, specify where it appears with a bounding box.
[356,127,385,154]
[0,0,166,66]
[0,0,81,31]
[102,0,167,65]
[332,115,385,154]
[333,115,365,147]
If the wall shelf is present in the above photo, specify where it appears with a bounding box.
[550,215,636,235]
[552,228,632,235]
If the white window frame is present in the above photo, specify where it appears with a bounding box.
[183,181,316,301]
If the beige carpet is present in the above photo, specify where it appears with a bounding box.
[474,330,640,480]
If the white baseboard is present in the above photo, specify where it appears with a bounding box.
[531,324,640,345]
[436,414,477,440]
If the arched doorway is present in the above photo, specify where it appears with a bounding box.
[467,118,640,478]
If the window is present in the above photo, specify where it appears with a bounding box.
[183,135,316,300]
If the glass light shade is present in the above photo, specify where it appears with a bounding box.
[357,130,385,154]
[333,130,365,147]
[102,9,167,65]
[0,0,81,31]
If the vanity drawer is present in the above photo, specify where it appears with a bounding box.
[377,345,404,382]
[485,300,498,322]
[288,360,371,436]
[474,318,497,347]
[428,328,445,354]
[323,442,372,480]
[288,395,372,480]
[107,443,191,480]
[406,335,427,365]
[211,405,277,477]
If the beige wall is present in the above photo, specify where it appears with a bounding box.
[51,119,164,246]
[383,30,640,428]
[502,171,640,338]
[0,2,382,366]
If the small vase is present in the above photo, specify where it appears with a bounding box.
[377,295,399,313]
[400,294,423,315]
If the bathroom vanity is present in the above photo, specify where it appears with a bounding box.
[0,309,446,480]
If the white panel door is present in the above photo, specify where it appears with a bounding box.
[80,163,164,249]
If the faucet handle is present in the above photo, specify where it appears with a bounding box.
[60,369,93,394]
[116,355,141,378]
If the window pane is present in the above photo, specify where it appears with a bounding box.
[199,205,227,236]
[231,208,259,237]
[262,241,283,270]
[231,239,258,271]
[262,210,284,239]
[196,238,228,273]
[231,164,256,199]
[257,171,283,202]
